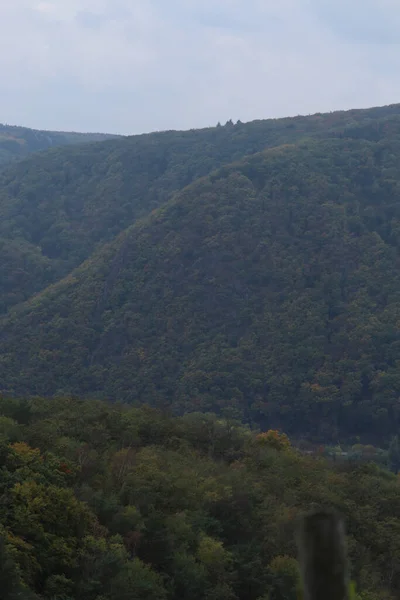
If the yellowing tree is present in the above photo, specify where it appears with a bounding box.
[256,430,291,451]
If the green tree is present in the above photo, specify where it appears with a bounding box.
[109,558,168,600]
[266,556,300,600]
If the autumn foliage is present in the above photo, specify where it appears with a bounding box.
[256,430,292,451]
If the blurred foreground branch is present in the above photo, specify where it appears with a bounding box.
[297,510,349,600]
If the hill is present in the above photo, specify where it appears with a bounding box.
[0,395,397,600]
[2,125,400,442]
[0,123,119,167]
[1,104,400,316]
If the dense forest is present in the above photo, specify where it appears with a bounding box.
[0,395,398,600]
[2,105,400,444]
[1,104,397,315]
[0,123,118,168]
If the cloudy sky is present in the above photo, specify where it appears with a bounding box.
[1,0,399,134]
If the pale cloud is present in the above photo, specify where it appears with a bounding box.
[0,0,399,133]
[313,0,400,43]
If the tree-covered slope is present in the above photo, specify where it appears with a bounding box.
[0,123,119,167]
[3,134,400,442]
[1,104,400,316]
[0,395,398,600]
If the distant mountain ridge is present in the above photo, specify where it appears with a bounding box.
[0,122,120,167]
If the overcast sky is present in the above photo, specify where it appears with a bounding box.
[1,0,400,134]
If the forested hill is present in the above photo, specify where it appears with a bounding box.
[3,125,400,442]
[0,123,119,167]
[0,395,398,600]
[1,104,400,316]
[2,104,400,443]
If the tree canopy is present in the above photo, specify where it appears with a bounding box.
[0,395,396,600]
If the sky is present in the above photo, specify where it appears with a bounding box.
[1,0,400,134]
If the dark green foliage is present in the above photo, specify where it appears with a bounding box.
[0,396,396,599]
[0,533,30,599]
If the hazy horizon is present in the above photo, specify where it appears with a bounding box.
[1,1,400,135]
[2,101,399,137]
